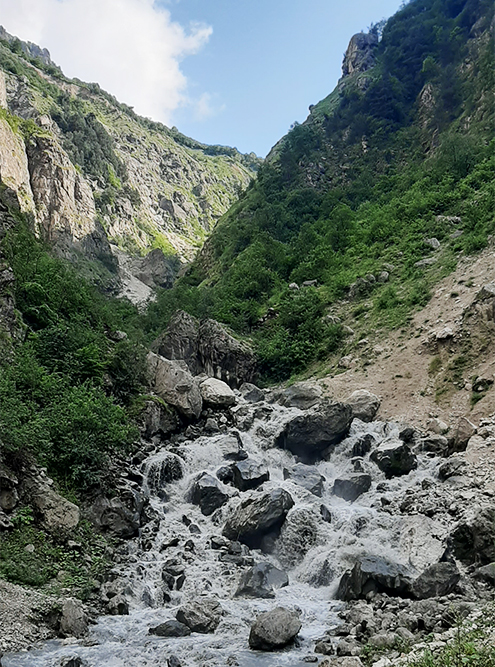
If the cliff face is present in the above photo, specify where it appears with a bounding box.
[0,28,259,299]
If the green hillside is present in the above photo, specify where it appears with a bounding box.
[146,0,495,381]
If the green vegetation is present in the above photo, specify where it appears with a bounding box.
[143,0,494,383]
[0,222,144,492]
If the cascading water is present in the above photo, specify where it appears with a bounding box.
[2,396,445,667]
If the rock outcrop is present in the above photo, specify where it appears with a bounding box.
[147,351,202,419]
[342,32,379,77]
[248,607,301,651]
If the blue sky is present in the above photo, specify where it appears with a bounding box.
[0,0,405,157]
[165,0,405,156]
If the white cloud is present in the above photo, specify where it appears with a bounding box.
[0,0,212,125]
[194,92,225,121]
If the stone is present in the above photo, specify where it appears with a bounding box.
[438,456,466,481]
[333,474,372,502]
[231,459,269,491]
[342,32,378,77]
[235,562,289,598]
[0,468,18,513]
[370,440,417,477]
[145,454,183,496]
[138,400,179,439]
[477,282,495,301]
[474,562,495,585]
[275,399,353,463]
[216,434,244,461]
[283,463,325,497]
[315,640,335,655]
[176,598,223,633]
[425,238,440,249]
[319,659,363,667]
[239,383,264,403]
[426,418,449,435]
[414,257,437,268]
[149,620,191,637]
[31,488,80,532]
[89,492,143,539]
[147,352,202,420]
[200,378,236,407]
[223,488,294,550]
[320,505,332,522]
[419,434,449,457]
[411,562,460,599]
[451,505,495,565]
[336,556,413,600]
[277,508,318,568]
[346,390,381,422]
[168,657,182,667]
[351,434,376,457]
[107,595,129,615]
[377,271,389,283]
[191,473,230,516]
[59,599,88,638]
[273,382,323,410]
[151,310,201,373]
[452,417,476,451]
[248,607,301,651]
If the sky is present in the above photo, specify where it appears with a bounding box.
[0,0,405,157]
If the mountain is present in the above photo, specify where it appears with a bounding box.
[150,0,494,381]
[0,28,259,299]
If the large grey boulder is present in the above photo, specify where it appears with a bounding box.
[59,599,88,638]
[249,607,301,651]
[336,556,413,600]
[333,474,372,502]
[273,382,323,410]
[200,378,236,407]
[235,562,289,599]
[152,311,257,388]
[346,390,381,422]
[239,383,264,403]
[370,439,417,477]
[411,562,460,599]
[191,473,230,516]
[451,505,495,565]
[474,562,495,585]
[89,491,144,539]
[176,598,223,633]
[149,620,191,637]
[147,351,202,419]
[223,488,294,550]
[31,487,80,532]
[275,399,353,463]
[232,459,269,491]
[138,399,179,439]
[283,463,325,496]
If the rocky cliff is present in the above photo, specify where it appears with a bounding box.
[0,28,259,299]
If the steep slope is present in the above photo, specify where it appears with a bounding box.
[149,0,494,380]
[0,29,259,296]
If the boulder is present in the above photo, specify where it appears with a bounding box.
[336,556,413,600]
[223,488,294,550]
[147,352,202,419]
[239,383,264,403]
[438,456,466,481]
[107,595,129,615]
[145,454,183,496]
[351,433,376,457]
[59,599,88,638]
[275,399,353,463]
[276,508,318,568]
[411,562,460,599]
[370,440,417,478]
[248,607,301,651]
[235,562,289,599]
[419,434,449,457]
[273,382,323,409]
[149,620,191,637]
[215,433,245,460]
[232,459,269,491]
[138,399,179,439]
[283,463,325,497]
[346,390,381,422]
[191,474,230,516]
[200,378,236,407]
[333,474,372,502]
[0,467,18,513]
[452,417,477,452]
[474,562,495,585]
[319,660,363,667]
[176,598,223,633]
[451,505,495,565]
[89,492,144,539]
[31,488,80,532]
[151,310,201,374]
[342,33,378,76]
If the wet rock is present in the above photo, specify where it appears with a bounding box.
[336,556,413,601]
[320,504,332,522]
[248,606,301,651]
[451,505,495,564]
[474,562,495,585]
[232,459,269,491]
[191,473,230,516]
[145,454,183,496]
[276,508,318,568]
[168,656,182,667]
[90,492,143,539]
[138,399,179,439]
[351,434,376,457]
[59,599,88,638]
[239,383,264,403]
[419,434,449,457]
[147,352,202,419]
[346,390,380,422]
[283,463,325,496]
[333,474,372,502]
[411,562,460,599]
[370,440,417,477]
[59,658,87,667]
[216,434,245,461]
[223,488,294,550]
[200,378,236,407]
[107,595,129,615]
[235,562,289,598]
[216,465,235,484]
[275,399,353,463]
[149,620,191,637]
[176,598,223,633]
[315,640,335,655]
